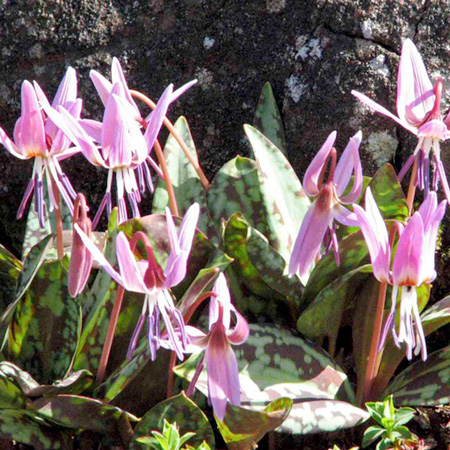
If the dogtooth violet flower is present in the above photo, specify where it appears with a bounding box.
[74,203,200,360]
[354,187,446,360]
[0,67,81,227]
[289,130,363,280]
[352,39,450,202]
[86,58,197,217]
[57,81,176,228]
[185,273,250,421]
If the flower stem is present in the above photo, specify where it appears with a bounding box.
[358,281,388,404]
[96,286,125,385]
[154,139,179,217]
[406,159,418,215]
[130,89,210,189]
[51,177,64,261]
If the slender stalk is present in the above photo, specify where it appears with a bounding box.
[406,159,418,215]
[96,286,125,385]
[358,281,388,404]
[154,139,179,217]
[51,177,64,261]
[130,89,210,189]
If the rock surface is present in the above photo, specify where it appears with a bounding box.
[0,0,449,269]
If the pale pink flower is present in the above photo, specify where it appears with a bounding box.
[289,131,363,279]
[352,39,450,201]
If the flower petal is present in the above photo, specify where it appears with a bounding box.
[52,66,77,108]
[397,39,434,127]
[303,131,336,197]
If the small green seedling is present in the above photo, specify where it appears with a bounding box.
[135,419,211,450]
[363,395,418,450]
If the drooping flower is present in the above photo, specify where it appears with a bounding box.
[354,188,446,360]
[87,58,197,218]
[289,130,363,280]
[58,81,175,227]
[68,193,93,298]
[0,68,81,227]
[186,273,250,421]
[75,203,200,360]
[352,39,450,201]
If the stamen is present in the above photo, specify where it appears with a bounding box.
[17,178,35,220]
[127,314,146,359]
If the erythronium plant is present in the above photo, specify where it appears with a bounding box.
[2,47,450,449]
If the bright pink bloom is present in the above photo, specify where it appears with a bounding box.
[352,39,450,201]
[187,274,250,421]
[75,203,200,360]
[354,188,446,360]
[289,131,363,279]
[0,68,81,226]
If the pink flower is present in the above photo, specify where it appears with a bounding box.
[352,39,450,201]
[187,274,250,421]
[0,68,81,227]
[289,131,363,280]
[75,203,200,360]
[354,188,446,360]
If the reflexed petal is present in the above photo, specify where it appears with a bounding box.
[351,90,417,135]
[0,126,27,159]
[392,213,424,286]
[52,66,77,108]
[289,199,332,279]
[90,69,113,107]
[115,231,148,293]
[80,119,102,143]
[144,84,173,151]
[210,273,231,329]
[171,80,197,102]
[111,57,140,115]
[333,131,362,199]
[303,131,336,197]
[206,322,241,421]
[332,203,358,227]
[74,223,124,287]
[17,81,46,155]
[178,203,201,252]
[227,309,250,346]
[397,39,434,127]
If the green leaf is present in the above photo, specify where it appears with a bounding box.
[0,244,21,311]
[253,82,287,155]
[0,370,26,408]
[394,407,415,426]
[152,117,210,234]
[245,125,310,273]
[302,230,370,308]
[369,164,408,222]
[383,344,450,405]
[130,392,215,450]
[7,260,81,384]
[0,408,67,449]
[361,425,385,448]
[32,394,138,446]
[207,156,269,236]
[216,397,292,450]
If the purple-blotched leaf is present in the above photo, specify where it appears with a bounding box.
[216,397,292,450]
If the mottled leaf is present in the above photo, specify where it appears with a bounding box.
[0,361,40,395]
[253,82,287,155]
[152,116,211,234]
[298,266,372,350]
[32,394,138,446]
[207,156,269,236]
[384,344,450,406]
[0,370,26,408]
[244,125,310,270]
[216,397,292,450]
[0,408,67,449]
[130,392,215,450]
[0,244,21,311]
[7,260,81,384]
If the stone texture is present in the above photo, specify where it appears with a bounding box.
[0,0,449,269]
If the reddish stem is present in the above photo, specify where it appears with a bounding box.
[96,286,126,385]
[406,159,418,215]
[130,89,210,189]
